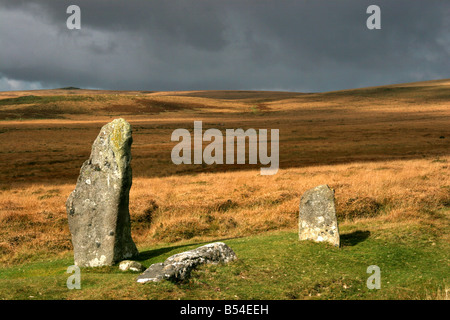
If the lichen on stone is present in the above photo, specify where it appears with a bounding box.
[109,119,131,172]
[66,118,138,267]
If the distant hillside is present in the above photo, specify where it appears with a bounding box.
[0,79,448,120]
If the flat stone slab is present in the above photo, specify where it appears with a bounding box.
[136,263,166,282]
[137,242,237,283]
[298,184,340,247]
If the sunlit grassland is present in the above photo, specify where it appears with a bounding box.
[0,79,448,299]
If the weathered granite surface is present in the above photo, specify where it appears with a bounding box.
[137,242,237,283]
[66,118,139,267]
[298,185,340,247]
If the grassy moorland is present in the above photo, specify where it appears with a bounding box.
[0,80,449,299]
[0,229,448,300]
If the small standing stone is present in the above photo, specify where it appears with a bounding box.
[298,185,340,247]
[66,118,139,267]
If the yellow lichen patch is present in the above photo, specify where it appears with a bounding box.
[108,118,132,172]
[110,118,127,150]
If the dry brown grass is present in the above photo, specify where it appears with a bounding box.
[1,80,449,184]
[0,79,449,265]
[432,287,450,300]
[0,155,448,265]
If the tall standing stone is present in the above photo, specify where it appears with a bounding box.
[298,185,340,247]
[66,118,139,267]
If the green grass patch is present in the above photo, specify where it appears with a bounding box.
[0,217,448,300]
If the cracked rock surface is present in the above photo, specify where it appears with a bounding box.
[66,118,139,267]
[137,242,237,283]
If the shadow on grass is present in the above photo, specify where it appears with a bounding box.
[340,230,371,247]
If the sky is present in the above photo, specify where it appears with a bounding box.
[0,0,449,92]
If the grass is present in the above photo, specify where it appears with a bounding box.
[0,95,92,106]
[0,223,448,300]
[0,79,449,299]
[2,155,448,264]
[0,161,448,299]
[0,80,449,183]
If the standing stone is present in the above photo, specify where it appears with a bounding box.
[66,118,139,267]
[298,185,340,247]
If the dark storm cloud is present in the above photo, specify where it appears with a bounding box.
[0,0,448,91]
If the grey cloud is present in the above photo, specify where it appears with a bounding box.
[0,0,448,92]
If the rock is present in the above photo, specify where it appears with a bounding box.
[66,118,139,267]
[136,263,166,282]
[298,185,340,247]
[137,242,237,283]
[119,260,145,272]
